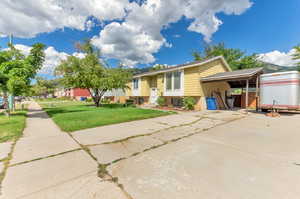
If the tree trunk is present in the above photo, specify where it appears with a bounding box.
[88,89,106,107]
[95,99,100,107]
[13,96,16,112]
[3,92,10,117]
[88,89,99,107]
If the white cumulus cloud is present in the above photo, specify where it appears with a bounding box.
[13,44,32,56]
[259,49,298,67]
[92,0,252,66]
[7,44,85,75]
[0,0,129,38]
[0,0,253,66]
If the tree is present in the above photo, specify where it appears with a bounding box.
[56,40,132,107]
[150,64,168,71]
[292,45,300,71]
[192,43,263,70]
[192,51,202,61]
[0,43,45,112]
[31,77,60,98]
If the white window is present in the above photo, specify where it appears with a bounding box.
[133,78,139,89]
[166,72,172,90]
[173,71,181,90]
[164,70,184,96]
[166,71,182,90]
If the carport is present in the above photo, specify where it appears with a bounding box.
[201,67,264,111]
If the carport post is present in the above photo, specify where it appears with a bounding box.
[255,76,259,97]
[256,75,259,111]
[245,79,249,112]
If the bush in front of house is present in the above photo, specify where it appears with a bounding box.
[86,98,93,103]
[183,97,196,110]
[102,103,124,108]
[54,96,72,101]
[124,99,136,107]
[101,98,111,104]
[157,96,165,107]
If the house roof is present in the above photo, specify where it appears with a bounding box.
[201,67,264,82]
[133,56,231,78]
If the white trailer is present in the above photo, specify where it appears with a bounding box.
[260,71,300,111]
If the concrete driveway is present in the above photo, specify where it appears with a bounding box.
[108,112,300,199]
[1,102,300,199]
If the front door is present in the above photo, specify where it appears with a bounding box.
[150,88,158,104]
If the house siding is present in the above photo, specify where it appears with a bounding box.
[184,66,201,96]
[125,82,132,96]
[199,60,228,78]
[73,88,90,97]
[199,60,230,97]
[184,60,229,96]
[157,74,164,96]
[141,77,150,96]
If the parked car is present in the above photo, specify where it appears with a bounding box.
[0,97,4,109]
[15,96,25,102]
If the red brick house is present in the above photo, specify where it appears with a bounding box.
[55,88,91,100]
[55,88,125,102]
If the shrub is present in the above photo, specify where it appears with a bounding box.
[86,98,93,102]
[102,103,124,108]
[157,97,165,107]
[101,98,111,104]
[59,96,72,101]
[125,99,136,107]
[183,97,196,110]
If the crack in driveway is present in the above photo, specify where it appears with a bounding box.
[99,115,245,166]
[1,104,246,199]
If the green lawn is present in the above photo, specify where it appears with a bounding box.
[39,100,174,132]
[0,111,27,143]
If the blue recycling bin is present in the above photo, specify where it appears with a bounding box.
[206,97,217,110]
[80,97,87,101]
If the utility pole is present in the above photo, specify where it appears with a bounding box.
[9,34,13,46]
[8,34,15,111]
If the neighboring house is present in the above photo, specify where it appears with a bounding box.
[125,56,232,110]
[103,89,126,103]
[54,88,67,98]
[54,88,91,100]
[55,88,126,103]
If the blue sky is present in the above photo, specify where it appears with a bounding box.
[0,0,299,78]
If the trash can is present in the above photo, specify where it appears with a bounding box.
[80,97,87,101]
[206,97,217,110]
[227,97,234,110]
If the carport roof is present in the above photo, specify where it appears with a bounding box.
[201,67,264,82]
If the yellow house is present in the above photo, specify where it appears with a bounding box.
[126,56,232,110]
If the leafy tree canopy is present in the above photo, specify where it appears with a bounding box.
[0,43,45,96]
[193,43,263,70]
[31,77,60,97]
[56,40,132,107]
[292,45,300,71]
[150,64,168,71]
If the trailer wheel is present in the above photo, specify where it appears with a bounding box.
[261,109,269,113]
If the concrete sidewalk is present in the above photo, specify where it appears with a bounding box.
[10,102,79,165]
[0,101,128,199]
[0,101,248,199]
